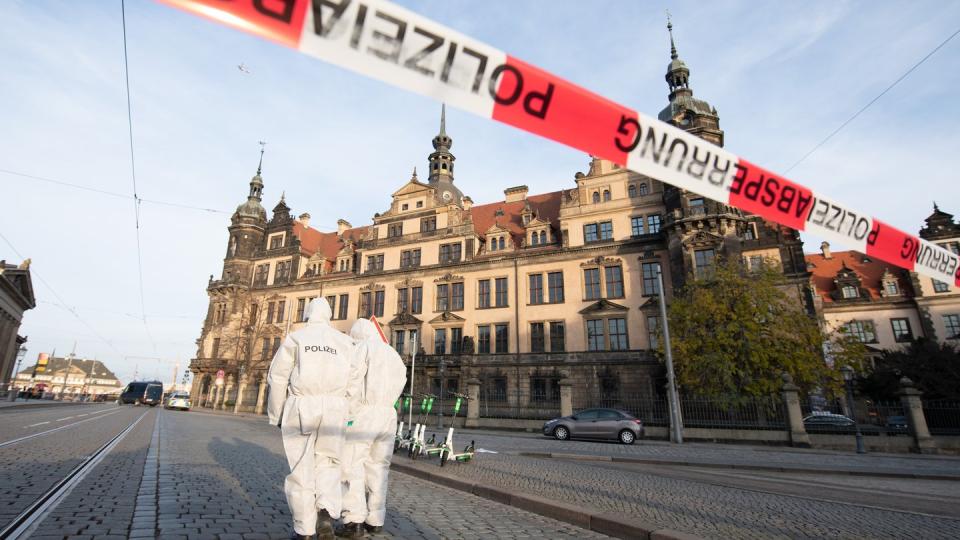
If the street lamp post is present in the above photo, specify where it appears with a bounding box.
[408,334,418,429]
[841,365,866,454]
[656,267,683,444]
[12,345,27,390]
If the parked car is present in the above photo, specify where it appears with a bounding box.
[164,392,191,411]
[543,408,644,445]
[802,412,855,430]
[885,415,909,434]
[119,381,164,406]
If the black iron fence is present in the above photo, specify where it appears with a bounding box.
[923,401,960,435]
[574,394,786,431]
[479,390,561,420]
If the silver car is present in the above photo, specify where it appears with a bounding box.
[165,392,191,411]
[543,408,644,444]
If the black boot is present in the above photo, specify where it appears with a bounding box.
[364,524,383,534]
[335,522,366,538]
[316,509,335,540]
[291,533,315,540]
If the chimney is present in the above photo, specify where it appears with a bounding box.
[462,196,473,210]
[298,213,311,228]
[504,185,528,203]
[820,241,832,259]
[337,219,352,235]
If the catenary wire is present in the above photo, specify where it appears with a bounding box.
[784,25,960,174]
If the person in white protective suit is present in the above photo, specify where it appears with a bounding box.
[268,297,363,540]
[337,319,408,538]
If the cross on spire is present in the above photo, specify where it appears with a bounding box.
[257,140,267,175]
[667,10,678,60]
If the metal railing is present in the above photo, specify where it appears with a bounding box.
[479,390,560,420]
[923,401,960,435]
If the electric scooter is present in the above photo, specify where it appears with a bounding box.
[424,393,475,466]
[409,394,436,459]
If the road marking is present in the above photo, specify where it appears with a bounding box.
[19,407,115,429]
[0,410,150,540]
[2,410,124,448]
[55,416,75,422]
[24,421,50,428]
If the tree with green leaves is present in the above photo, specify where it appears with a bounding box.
[666,257,843,399]
[859,339,960,401]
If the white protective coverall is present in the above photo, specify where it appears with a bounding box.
[341,319,408,527]
[268,298,362,536]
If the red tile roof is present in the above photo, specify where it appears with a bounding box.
[292,222,369,259]
[468,190,563,241]
[804,250,912,302]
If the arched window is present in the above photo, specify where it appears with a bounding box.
[539,231,547,244]
[628,184,636,198]
[489,238,496,251]
[531,233,539,246]
[603,190,611,201]
[498,237,505,250]
[592,191,600,203]
[639,183,649,196]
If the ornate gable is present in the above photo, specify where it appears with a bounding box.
[578,299,629,315]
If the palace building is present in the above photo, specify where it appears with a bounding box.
[188,24,809,413]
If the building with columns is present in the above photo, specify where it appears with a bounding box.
[806,205,960,356]
[189,23,811,414]
[13,356,123,398]
[0,258,35,392]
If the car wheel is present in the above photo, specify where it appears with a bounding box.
[554,426,569,441]
[619,429,636,445]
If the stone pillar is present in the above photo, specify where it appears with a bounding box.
[210,385,219,408]
[780,373,810,448]
[189,375,202,405]
[898,377,937,454]
[254,376,268,415]
[465,378,480,428]
[559,378,573,418]
[221,376,234,410]
[233,375,247,413]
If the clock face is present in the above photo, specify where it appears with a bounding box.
[442,191,453,202]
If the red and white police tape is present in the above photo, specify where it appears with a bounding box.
[160,0,960,287]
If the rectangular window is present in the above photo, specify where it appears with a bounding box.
[366,254,384,272]
[400,248,421,269]
[451,327,463,354]
[485,377,507,402]
[451,282,464,310]
[647,214,662,234]
[393,330,405,355]
[944,314,960,339]
[530,322,545,352]
[478,279,491,308]
[211,337,221,358]
[266,301,275,324]
[434,328,447,355]
[411,287,422,314]
[436,284,449,311]
[529,274,544,305]
[599,221,613,240]
[584,223,599,243]
[495,278,508,307]
[477,325,491,354]
[260,338,271,361]
[360,292,371,318]
[274,260,291,284]
[254,264,269,286]
[296,298,306,322]
[338,294,349,320]
[543,272,564,304]
[325,295,336,316]
[550,321,565,352]
[249,302,259,324]
[397,288,408,313]
[495,323,509,353]
[584,268,601,300]
[694,249,716,279]
[844,320,877,343]
[269,234,284,250]
[440,243,461,264]
[272,337,281,355]
[605,266,624,298]
[587,319,605,351]
[647,315,660,349]
[748,255,763,272]
[933,279,950,293]
[530,377,549,402]
[891,318,912,342]
[374,290,385,317]
[608,318,628,350]
[421,216,436,232]
[631,216,645,237]
[642,262,661,296]
[276,300,285,323]
[388,223,403,238]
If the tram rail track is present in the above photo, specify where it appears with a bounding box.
[0,409,150,539]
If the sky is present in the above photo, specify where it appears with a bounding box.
[2,0,959,384]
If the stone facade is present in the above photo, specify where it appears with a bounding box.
[13,356,123,397]
[189,26,810,413]
[0,259,35,392]
[806,206,960,355]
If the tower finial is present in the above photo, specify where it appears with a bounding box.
[934,201,940,212]
[257,140,267,175]
[440,103,447,136]
[412,166,418,180]
[280,190,285,202]
[666,10,678,60]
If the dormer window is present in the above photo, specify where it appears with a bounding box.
[498,237,505,250]
[402,203,409,211]
[268,233,285,250]
[592,191,600,203]
[884,281,899,296]
[639,183,649,196]
[603,190,611,201]
[628,184,637,198]
[841,285,859,299]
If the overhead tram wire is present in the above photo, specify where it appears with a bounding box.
[784,25,960,174]
[120,0,156,354]
[0,230,124,357]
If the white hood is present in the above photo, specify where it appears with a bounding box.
[305,297,332,324]
[350,318,379,342]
